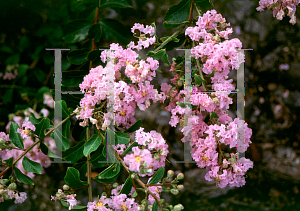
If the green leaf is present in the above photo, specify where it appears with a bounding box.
[89,146,107,168]
[165,0,191,24]
[17,64,29,76]
[124,120,142,133]
[14,167,34,185]
[116,132,130,144]
[87,50,101,61]
[148,167,164,185]
[34,118,52,139]
[163,21,182,29]
[63,141,85,163]
[83,134,102,157]
[22,156,42,174]
[63,20,90,43]
[99,0,131,11]
[51,129,70,152]
[194,0,212,11]
[176,102,186,108]
[93,172,119,183]
[67,49,90,65]
[62,69,88,88]
[40,142,61,159]
[97,163,121,179]
[147,49,166,60]
[64,167,87,189]
[195,75,204,85]
[4,157,13,166]
[60,200,87,211]
[152,201,158,211]
[162,53,171,65]
[88,23,102,42]
[211,111,219,119]
[29,113,44,126]
[3,89,13,104]
[121,142,138,156]
[100,19,131,45]
[55,100,70,118]
[119,176,133,195]
[79,128,87,141]
[73,161,87,181]
[9,122,24,149]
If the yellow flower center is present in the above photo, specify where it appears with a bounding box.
[122,203,127,210]
[202,155,209,162]
[126,61,130,65]
[135,156,141,162]
[206,21,210,26]
[142,92,147,97]
[216,177,220,181]
[120,110,126,116]
[96,202,103,207]
[24,129,29,134]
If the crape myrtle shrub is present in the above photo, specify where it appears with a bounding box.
[0,0,299,210]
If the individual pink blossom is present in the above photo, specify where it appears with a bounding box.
[43,94,54,108]
[124,147,153,173]
[17,121,36,139]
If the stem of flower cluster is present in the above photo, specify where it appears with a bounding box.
[154,24,186,53]
[86,127,93,202]
[0,113,76,177]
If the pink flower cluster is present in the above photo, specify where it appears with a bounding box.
[87,186,138,211]
[0,64,19,80]
[75,41,165,129]
[51,189,78,210]
[160,9,253,188]
[128,23,156,51]
[1,109,55,178]
[185,9,232,43]
[0,188,27,204]
[124,128,168,176]
[257,0,300,24]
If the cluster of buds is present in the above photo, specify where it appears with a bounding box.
[51,185,78,210]
[0,138,13,151]
[0,176,27,204]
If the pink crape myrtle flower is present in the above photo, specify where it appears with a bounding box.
[17,121,36,139]
[124,147,153,173]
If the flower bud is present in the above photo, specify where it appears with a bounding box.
[0,189,4,194]
[174,204,184,210]
[177,80,183,87]
[167,170,174,178]
[213,97,219,105]
[177,173,184,180]
[154,154,160,160]
[0,184,4,189]
[138,205,145,211]
[177,185,184,191]
[3,194,10,200]
[101,192,107,197]
[63,185,70,191]
[8,182,17,190]
[131,173,137,179]
[113,183,119,188]
[0,179,9,185]
[147,205,152,210]
[170,189,179,195]
[0,138,6,145]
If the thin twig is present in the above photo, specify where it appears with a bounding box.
[86,127,93,202]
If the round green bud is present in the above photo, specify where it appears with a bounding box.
[3,194,10,200]
[167,170,174,178]
[170,189,179,195]
[138,205,145,211]
[101,192,107,197]
[177,184,184,191]
[177,173,184,180]
[147,205,152,210]
[174,204,184,210]
[8,182,17,190]
[0,179,9,185]
[112,183,119,188]
[0,138,6,145]
[63,185,70,191]
[154,154,160,160]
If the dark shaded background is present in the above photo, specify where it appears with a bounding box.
[0,0,300,210]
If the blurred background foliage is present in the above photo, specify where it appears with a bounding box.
[1,0,300,210]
